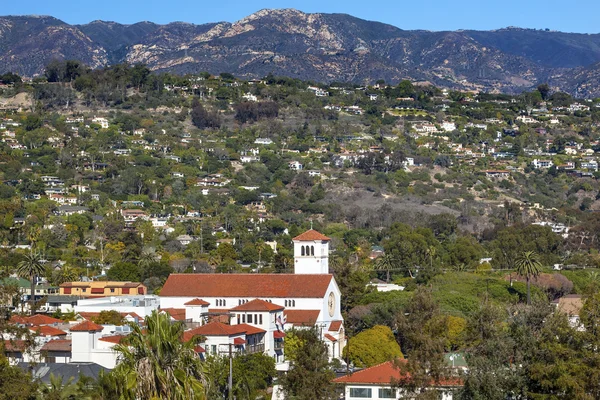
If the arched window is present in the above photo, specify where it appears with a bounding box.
[301,246,305,256]
[311,246,315,256]
[292,300,295,307]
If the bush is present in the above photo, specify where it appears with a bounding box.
[343,325,403,368]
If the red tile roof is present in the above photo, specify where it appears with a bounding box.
[2,340,27,352]
[9,315,28,324]
[293,230,331,241]
[284,310,320,326]
[236,323,266,335]
[70,320,104,332]
[31,325,67,337]
[161,308,186,321]
[273,331,286,339]
[161,274,333,298]
[16,314,63,326]
[324,333,337,342]
[184,298,210,306]
[40,339,72,352]
[333,360,462,387]
[329,321,343,332]
[99,335,127,344]
[231,299,284,312]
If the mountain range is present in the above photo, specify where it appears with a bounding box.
[2,9,600,96]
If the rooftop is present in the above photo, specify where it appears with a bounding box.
[161,274,333,298]
[230,299,284,312]
[292,229,331,241]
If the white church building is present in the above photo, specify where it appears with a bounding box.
[159,229,346,364]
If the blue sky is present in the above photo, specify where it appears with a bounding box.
[4,0,599,33]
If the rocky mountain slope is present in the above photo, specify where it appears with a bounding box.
[1,9,600,95]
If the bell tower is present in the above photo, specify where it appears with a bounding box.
[292,230,330,274]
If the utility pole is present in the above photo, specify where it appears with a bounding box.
[229,343,233,400]
[219,343,234,400]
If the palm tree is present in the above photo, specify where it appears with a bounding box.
[16,252,46,315]
[515,251,542,305]
[111,311,206,399]
[374,254,397,283]
[40,373,79,400]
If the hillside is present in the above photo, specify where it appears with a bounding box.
[1,10,600,95]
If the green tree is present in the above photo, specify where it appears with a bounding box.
[92,310,125,326]
[39,373,79,400]
[204,353,275,400]
[343,325,402,368]
[393,289,451,398]
[106,262,141,282]
[16,252,46,315]
[0,355,38,400]
[515,251,542,305]
[110,311,206,399]
[280,328,335,400]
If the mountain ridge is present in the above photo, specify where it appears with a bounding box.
[1,9,600,96]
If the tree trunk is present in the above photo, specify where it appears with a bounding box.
[526,276,531,306]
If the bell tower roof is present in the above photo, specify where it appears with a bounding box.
[293,229,331,242]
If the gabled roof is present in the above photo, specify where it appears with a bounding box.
[161,308,186,321]
[284,310,320,326]
[70,320,104,332]
[292,229,331,241]
[236,323,266,335]
[184,298,210,306]
[230,299,284,312]
[333,360,462,386]
[31,325,67,337]
[160,274,333,298]
[2,340,27,352]
[329,321,343,332]
[12,314,63,326]
[324,334,337,342]
[40,339,72,352]
[99,335,127,344]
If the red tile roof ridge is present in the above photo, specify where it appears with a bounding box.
[292,229,331,241]
[99,335,127,344]
[230,299,285,312]
[184,298,210,306]
[30,325,67,336]
[333,360,462,386]
[70,320,104,332]
[161,274,333,298]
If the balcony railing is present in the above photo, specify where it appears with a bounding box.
[246,343,265,354]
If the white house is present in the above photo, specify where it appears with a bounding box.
[254,138,273,145]
[160,229,346,363]
[441,121,456,132]
[333,361,460,399]
[91,117,109,129]
[532,159,554,169]
[289,161,303,171]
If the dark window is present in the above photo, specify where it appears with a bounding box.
[248,314,253,323]
[311,246,314,256]
[349,388,372,398]
[301,246,305,256]
[259,314,263,324]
